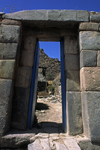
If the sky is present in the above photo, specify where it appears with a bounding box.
[1,0,100,60]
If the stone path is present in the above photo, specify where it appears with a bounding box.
[28,133,81,150]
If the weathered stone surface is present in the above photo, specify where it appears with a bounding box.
[80,67,100,91]
[0,25,21,43]
[28,139,44,150]
[48,10,76,21]
[77,136,100,150]
[81,92,100,142]
[79,22,99,31]
[64,54,79,70]
[0,133,34,148]
[64,138,81,150]
[77,10,89,22]
[0,60,15,79]
[80,50,97,68]
[66,92,82,135]
[40,139,50,150]
[11,87,30,130]
[3,10,89,22]
[2,19,22,26]
[23,36,36,51]
[79,31,100,50]
[0,43,18,59]
[15,67,32,88]
[19,50,35,67]
[90,15,100,22]
[65,70,80,91]
[54,141,68,150]
[64,36,78,54]
[0,79,12,136]
[97,50,100,66]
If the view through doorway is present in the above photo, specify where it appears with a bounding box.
[34,41,63,133]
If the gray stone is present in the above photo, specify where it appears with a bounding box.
[11,87,30,130]
[0,79,12,136]
[0,12,5,15]
[3,10,48,21]
[79,22,99,31]
[40,139,50,150]
[0,133,34,148]
[77,137,100,150]
[0,43,18,59]
[90,15,100,22]
[0,24,21,43]
[97,50,100,66]
[64,139,81,150]
[2,19,22,26]
[80,67,100,91]
[64,36,78,54]
[23,36,36,51]
[15,67,32,88]
[80,50,97,68]
[64,54,79,70]
[65,70,80,91]
[28,139,44,150]
[79,31,100,50]
[81,92,100,142]
[54,141,68,150]
[77,10,89,22]
[0,60,15,79]
[48,10,76,21]
[66,92,82,135]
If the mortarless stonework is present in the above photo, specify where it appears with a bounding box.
[0,10,100,148]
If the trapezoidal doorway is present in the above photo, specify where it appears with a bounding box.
[27,40,67,133]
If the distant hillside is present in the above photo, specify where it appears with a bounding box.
[39,49,61,80]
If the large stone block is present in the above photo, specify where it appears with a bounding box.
[0,60,15,79]
[77,10,89,22]
[97,50,100,66]
[0,43,18,59]
[19,50,35,67]
[80,67,100,91]
[90,15,100,22]
[64,54,79,70]
[23,36,36,51]
[65,70,80,91]
[0,25,21,43]
[80,50,97,68]
[11,87,30,130]
[81,92,100,142]
[15,67,32,88]
[64,36,78,54]
[79,22,99,31]
[66,92,82,135]
[2,19,22,26]
[0,79,12,136]
[79,31,100,50]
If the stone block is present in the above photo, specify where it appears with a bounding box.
[0,79,12,136]
[3,10,48,20]
[23,36,36,51]
[66,92,82,135]
[0,60,15,79]
[90,15,100,22]
[77,10,89,22]
[11,87,30,130]
[80,50,97,68]
[19,50,35,67]
[15,67,32,88]
[48,10,76,21]
[80,67,100,91]
[97,51,100,66]
[64,36,78,54]
[0,43,18,59]
[64,54,79,70]
[79,22,99,31]
[65,70,80,91]
[0,24,21,43]
[2,19,22,26]
[79,31,100,50]
[81,92,100,142]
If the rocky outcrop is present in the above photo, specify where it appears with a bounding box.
[39,49,61,80]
